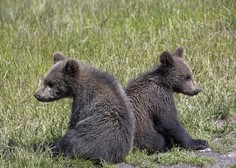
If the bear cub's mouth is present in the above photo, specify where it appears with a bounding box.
[34,93,55,102]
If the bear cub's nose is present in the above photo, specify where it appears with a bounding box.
[195,88,202,94]
[34,93,40,100]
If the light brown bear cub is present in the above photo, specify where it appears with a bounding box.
[34,52,135,163]
[125,47,208,153]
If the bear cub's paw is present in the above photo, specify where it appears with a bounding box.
[190,139,208,150]
[48,143,60,157]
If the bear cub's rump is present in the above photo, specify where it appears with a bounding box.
[34,52,135,163]
[125,47,208,153]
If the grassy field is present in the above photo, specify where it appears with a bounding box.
[0,0,235,167]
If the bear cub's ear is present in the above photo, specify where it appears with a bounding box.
[174,47,184,58]
[64,59,79,75]
[160,51,174,67]
[53,51,66,64]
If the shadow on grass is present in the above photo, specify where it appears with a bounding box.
[4,135,60,154]
[4,136,105,167]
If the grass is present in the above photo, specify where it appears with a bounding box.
[0,0,235,167]
[126,149,215,168]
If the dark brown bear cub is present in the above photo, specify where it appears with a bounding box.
[34,52,135,163]
[125,47,208,153]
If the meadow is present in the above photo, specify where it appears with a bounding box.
[0,0,235,167]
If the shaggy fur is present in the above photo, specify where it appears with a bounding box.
[125,47,208,153]
[35,52,135,163]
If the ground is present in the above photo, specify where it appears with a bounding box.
[118,121,236,168]
[118,149,236,168]
[0,0,235,167]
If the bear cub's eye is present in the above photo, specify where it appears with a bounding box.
[47,82,54,88]
[44,79,54,88]
[185,75,191,81]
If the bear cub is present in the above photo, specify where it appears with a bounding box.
[125,47,208,153]
[34,52,135,163]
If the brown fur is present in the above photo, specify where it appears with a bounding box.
[125,47,208,153]
[35,52,135,163]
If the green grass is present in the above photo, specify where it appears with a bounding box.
[0,0,235,167]
[126,149,215,168]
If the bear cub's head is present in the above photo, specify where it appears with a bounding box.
[34,52,79,102]
[153,47,201,96]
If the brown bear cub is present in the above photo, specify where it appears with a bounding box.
[125,47,208,153]
[34,52,135,163]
